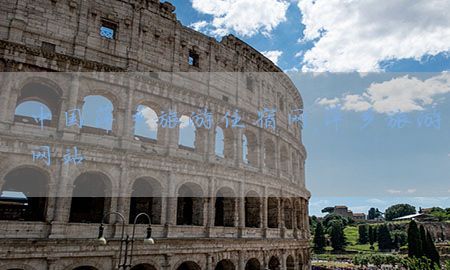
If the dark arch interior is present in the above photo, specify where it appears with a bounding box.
[129,178,162,224]
[73,267,98,270]
[245,196,260,228]
[1,167,48,221]
[176,184,203,226]
[177,261,201,270]
[286,256,295,270]
[245,258,260,270]
[215,260,235,270]
[69,173,110,223]
[268,257,280,270]
[214,189,235,227]
[131,263,157,270]
[267,197,279,228]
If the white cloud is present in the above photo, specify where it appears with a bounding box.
[294,51,304,58]
[315,97,340,108]
[406,189,417,194]
[316,73,450,114]
[387,189,402,194]
[366,198,386,205]
[298,0,450,72]
[387,188,417,195]
[191,0,290,37]
[261,50,283,65]
[189,20,208,32]
[137,107,158,131]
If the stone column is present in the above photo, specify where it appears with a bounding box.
[206,253,213,270]
[235,128,243,166]
[59,73,81,140]
[207,176,216,236]
[238,182,245,237]
[165,171,177,237]
[238,250,245,270]
[258,130,264,172]
[0,72,14,123]
[117,162,130,224]
[49,163,72,238]
[281,250,287,270]
[262,187,268,236]
[166,103,179,156]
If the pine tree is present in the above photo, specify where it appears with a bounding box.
[368,226,375,250]
[420,225,429,259]
[330,221,346,252]
[378,224,393,251]
[313,222,326,253]
[426,231,440,266]
[358,224,368,244]
[407,220,423,258]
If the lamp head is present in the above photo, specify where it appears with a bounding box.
[97,224,107,245]
[144,226,154,245]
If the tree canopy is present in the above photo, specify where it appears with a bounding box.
[385,204,416,221]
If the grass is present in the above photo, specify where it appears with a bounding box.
[344,226,378,253]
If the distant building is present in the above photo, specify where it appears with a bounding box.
[353,213,366,221]
[333,205,354,218]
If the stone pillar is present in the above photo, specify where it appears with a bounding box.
[60,73,81,140]
[258,130,264,172]
[121,80,135,140]
[206,253,213,270]
[238,250,245,270]
[206,124,216,162]
[0,72,14,123]
[167,103,179,156]
[235,128,243,166]
[117,162,130,224]
[262,189,268,237]
[207,177,215,236]
[238,182,245,237]
[165,171,177,237]
[49,163,73,238]
[281,250,287,270]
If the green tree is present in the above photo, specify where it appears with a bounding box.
[358,224,368,244]
[368,226,375,250]
[385,204,416,221]
[321,207,334,214]
[407,220,423,258]
[368,207,382,220]
[330,221,346,252]
[313,222,326,253]
[378,224,393,251]
[426,231,440,266]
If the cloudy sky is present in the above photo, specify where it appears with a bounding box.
[172,0,450,216]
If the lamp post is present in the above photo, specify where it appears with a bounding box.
[97,211,155,270]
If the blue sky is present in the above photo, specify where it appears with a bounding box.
[170,0,450,216]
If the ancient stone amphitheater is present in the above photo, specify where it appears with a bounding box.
[0,0,310,270]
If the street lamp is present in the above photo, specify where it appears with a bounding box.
[97,211,155,269]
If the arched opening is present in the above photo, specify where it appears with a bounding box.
[215,126,225,157]
[267,197,279,228]
[179,115,196,149]
[214,187,235,227]
[215,260,235,270]
[177,183,204,226]
[177,261,201,270]
[0,167,48,221]
[280,145,289,174]
[264,139,276,170]
[81,95,114,134]
[14,82,61,128]
[129,178,162,224]
[268,256,280,270]
[245,191,261,228]
[286,256,295,270]
[131,263,157,270]
[284,199,293,229]
[69,172,111,223]
[134,105,158,142]
[73,267,98,270]
[244,258,260,270]
[242,131,257,165]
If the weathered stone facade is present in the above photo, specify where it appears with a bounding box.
[0,0,310,270]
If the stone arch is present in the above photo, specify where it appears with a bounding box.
[244,258,260,270]
[284,198,293,229]
[286,255,295,270]
[14,80,62,128]
[279,144,289,174]
[215,187,236,227]
[215,260,235,270]
[264,138,276,170]
[131,263,158,270]
[129,177,162,224]
[245,190,261,228]
[242,130,257,165]
[69,172,112,223]
[267,196,279,228]
[215,126,225,157]
[63,260,105,270]
[268,256,280,270]
[72,267,99,270]
[81,95,114,134]
[216,122,234,159]
[176,261,201,270]
[0,166,49,221]
[176,182,204,226]
[133,104,159,142]
[179,114,196,149]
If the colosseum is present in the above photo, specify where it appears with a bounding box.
[0,0,310,270]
